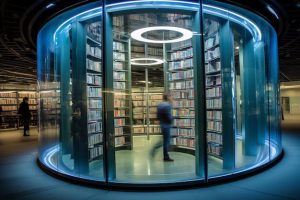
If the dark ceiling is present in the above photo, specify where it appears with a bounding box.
[0,0,299,85]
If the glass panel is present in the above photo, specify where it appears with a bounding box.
[203,0,274,177]
[37,2,105,181]
[106,0,204,183]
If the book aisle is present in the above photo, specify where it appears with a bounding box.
[0,85,38,130]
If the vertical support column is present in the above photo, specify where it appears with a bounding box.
[242,38,258,156]
[220,21,235,170]
[59,32,72,155]
[71,21,89,174]
[255,42,267,145]
[194,9,206,178]
[104,12,116,180]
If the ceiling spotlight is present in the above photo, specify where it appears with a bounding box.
[131,26,193,44]
[235,46,240,50]
[131,58,164,66]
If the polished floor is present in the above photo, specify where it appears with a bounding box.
[0,121,299,200]
[59,135,258,182]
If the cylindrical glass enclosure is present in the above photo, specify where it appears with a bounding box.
[37,0,282,187]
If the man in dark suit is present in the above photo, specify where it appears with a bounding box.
[18,97,31,136]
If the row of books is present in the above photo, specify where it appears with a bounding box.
[1,106,17,111]
[207,132,222,144]
[114,100,126,107]
[88,122,102,134]
[204,19,220,36]
[115,127,124,136]
[88,110,102,121]
[171,128,195,138]
[131,45,144,53]
[168,58,193,71]
[173,118,195,127]
[168,69,193,81]
[129,14,158,24]
[89,99,102,109]
[133,126,161,134]
[206,75,221,86]
[206,86,222,98]
[171,90,194,99]
[207,120,222,132]
[86,44,102,58]
[207,142,222,157]
[113,72,126,81]
[172,109,195,117]
[113,52,126,61]
[19,93,36,98]
[87,21,101,43]
[88,87,102,98]
[169,80,194,90]
[205,33,220,50]
[114,110,126,117]
[0,99,17,104]
[114,62,125,71]
[172,137,195,148]
[113,41,125,51]
[170,47,193,60]
[87,74,102,86]
[114,82,126,89]
[29,106,37,110]
[206,99,222,109]
[114,93,126,99]
[113,16,124,27]
[88,133,103,147]
[0,92,17,98]
[205,47,220,61]
[89,145,103,160]
[170,39,192,51]
[115,137,126,146]
[114,118,125,126]
[86,59,102,72]
[207,111,222,120]
[173,100,194,108]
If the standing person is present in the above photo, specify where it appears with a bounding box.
[18,97,31,136]
[151,92,174,162]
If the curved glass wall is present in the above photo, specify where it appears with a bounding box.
[37,0,281,186]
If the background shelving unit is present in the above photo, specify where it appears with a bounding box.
[132,87,163,136]
[0,89,38,130]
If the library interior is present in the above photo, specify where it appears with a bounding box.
[4,1,300,198]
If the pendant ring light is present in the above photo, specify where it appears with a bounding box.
[130,26,193,44]
[131,58,164,66]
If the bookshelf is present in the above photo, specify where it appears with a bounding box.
[0,90,38,130]
[113,31,133,149]
[204,18,235,169]
[204,19,223,159]
[85,21,104,162]
[131,87,163,136]
[167,39,196,151]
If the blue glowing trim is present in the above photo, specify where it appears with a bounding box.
[106,0,199,12]
[53,7,102,42]
[43,145,59,171]
[266,5,279,20]
[203,4,262,41]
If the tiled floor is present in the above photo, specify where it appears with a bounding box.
[0,121,299,200]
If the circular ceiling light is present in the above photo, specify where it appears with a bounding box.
[130,26,193,44]
[131,58,164,66]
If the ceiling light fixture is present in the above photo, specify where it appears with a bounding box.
[131,58,164,66]
[131,26,193,44]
